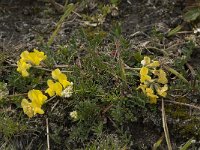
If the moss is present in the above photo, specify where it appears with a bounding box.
[175,118,200,139]
[166,97,200,139]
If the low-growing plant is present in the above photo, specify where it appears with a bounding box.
[1,4,200,148]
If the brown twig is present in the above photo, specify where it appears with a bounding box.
[163,99,200,111]
[6,93,28,97]
[51,100,60,112]
[102,104,113,114]
[5,60,72,72]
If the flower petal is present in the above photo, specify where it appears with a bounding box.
[157,69,168,84]
[140,67,152,83]
[21,99,34,118]
[17,59,32,77]
[28,89,47,106]
[33,107,44,115]
[156,84,168,97]
[137,84,147,94]
[54,82,63,96]
[45,80,63,97]
[148,61,160,67]
[146,88,158,104]
[141,56,151,66]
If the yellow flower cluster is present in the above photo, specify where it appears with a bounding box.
[17,49,47,77]
[21,89,47,118]
[20,68,73,118]
[45,69,73,98]
[138,56,168,104]
[17,50,73,118]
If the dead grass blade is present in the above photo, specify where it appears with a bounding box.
[47,4,75,46]
[162,99,172,150]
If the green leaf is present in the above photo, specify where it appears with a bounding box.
[133,52,143,63]
[183,8,200,22]
[110,0,119,5]
[152,135,164,150]
[164,66,189,84]
[167,25,182,37]
[180,138,195,150]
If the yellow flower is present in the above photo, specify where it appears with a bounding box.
[17,59,32,77]
[141,56,150,66]
[148,61,160,67]
[28,89,47,106]
[156,84,168,97]
[21,89,47,117]
[153,69,168,84]
[21,99,34,118]
[141,56,160,67]
[137,84,147,94]
[140,67,152,83]
[52,69,71,88]
[146,88,158,104]
[17,49,46,77]
[20,51,30,61]
[20,49,46,65]
[28,89,47,115]
[45,79,63,97]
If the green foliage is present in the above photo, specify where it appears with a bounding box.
[110,100,137,125]
[0,113,27,138]
[1,1,200,149]
[110,0,120,5]
[184,8,200,22]
[7,68,47,93]
[85,134,126,150]
[0,82,9,101]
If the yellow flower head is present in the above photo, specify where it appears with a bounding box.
[17,59,32,77]
[140,67,152,83]
[20,51,30,61]
[32,49,47,64]
[141,56,151,66]
[21,99,34,118]
[20,49,47,66]
[138,56,168,104]
[28,89,47,115]
[52,69,71,88]
[21,89,47,117]
[141,56,160,67]
[156,84,168,97]
[153,69,168,84]
[146,88,158,104]
[45,79,63,97]
[17,49,46,77]
[148,61,160,67]
[137,83,147,94]
[28,89,47,106]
